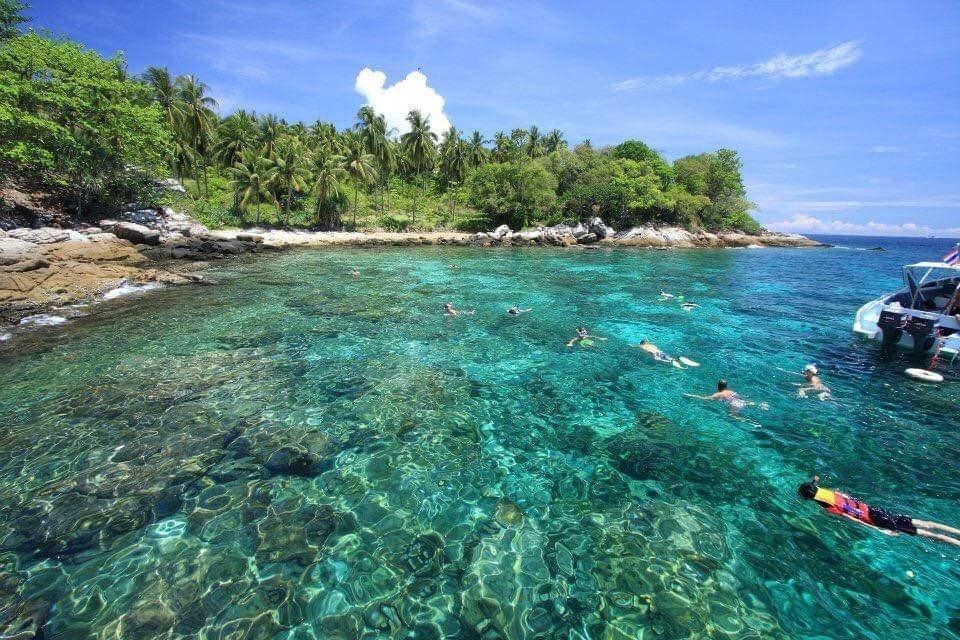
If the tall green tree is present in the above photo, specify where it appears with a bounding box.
[175,74,217,196]
[525,125,544,159]
[214,109,257,168]
[342,132,376,228]
[492,131,514,163]
[544,129,566,153]
[467,130,489,168]
[355,106,394,211]
[439,126,467,186]
[269,134,311,226]
[400,109,437,225]
[310,149,347,229]
[229,149,276,226]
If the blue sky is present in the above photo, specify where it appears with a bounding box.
[29,0,960,235]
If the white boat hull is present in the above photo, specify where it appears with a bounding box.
[854,297,960,354]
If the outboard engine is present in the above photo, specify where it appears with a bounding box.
[877,310,906,348]
[905,316,937,354]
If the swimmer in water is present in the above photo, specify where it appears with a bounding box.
[680,302,699,311]
[659,291,675,300]
[443,302,475,317]
[566,326,607,347]
[349,268,360,277]
[798,476,960,546]
[637,339,684,368]
[685,379,747,413]
[798,364,830,399]
[508,306,533,316]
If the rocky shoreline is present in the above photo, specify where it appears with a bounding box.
[0,208,819,335]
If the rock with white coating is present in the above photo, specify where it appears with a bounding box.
[6,227,73,244]
[492,224,511,238]
[588,216,614,239]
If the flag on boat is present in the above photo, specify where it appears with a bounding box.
[944,243,960,266]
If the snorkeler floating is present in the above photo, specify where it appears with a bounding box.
[508,306,533,316]
[636,339,699,368]
[443,302,475,317]
[799,476,960,546]
[566,326,607,347]
[797,364,831,399]
[685,379,748,413]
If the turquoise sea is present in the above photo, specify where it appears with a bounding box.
[1,235,959,639]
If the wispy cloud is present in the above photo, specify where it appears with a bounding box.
[777,196,960,211]
[768,214,960,237]
[613,41,863,92]
[411,0,497,38]
[868,145,906,154]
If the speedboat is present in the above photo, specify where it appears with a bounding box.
[853,261,960,356]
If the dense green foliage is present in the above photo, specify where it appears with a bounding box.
[0,32,168,216]
[0,0,27,41]
[0,5,761,233]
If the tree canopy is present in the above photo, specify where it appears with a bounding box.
[0,23,763,234]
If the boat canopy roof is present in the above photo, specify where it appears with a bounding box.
[904,261,960,271]
[902,262,960,297]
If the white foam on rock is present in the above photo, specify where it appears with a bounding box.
[19,314,68,326]
[101,282,161,301]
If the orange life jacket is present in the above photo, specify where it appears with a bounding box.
[813,487,874,525]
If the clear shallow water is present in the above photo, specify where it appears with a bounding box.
[1,236,959,639]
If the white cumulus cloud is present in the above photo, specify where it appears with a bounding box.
[613,41,862,92]
[354,68,452,136]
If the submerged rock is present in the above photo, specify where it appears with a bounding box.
[264,446,327,477]
[120,599,175,640]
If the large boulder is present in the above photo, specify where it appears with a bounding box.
[0,238,37,266]
[588,216,614,239]
[111,222,160,246]
[492,224,511,239]
[6,227,77,244]
[571,222,590,239]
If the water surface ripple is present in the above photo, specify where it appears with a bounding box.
[1,237,959,639]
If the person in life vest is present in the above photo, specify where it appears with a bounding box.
[798,476,960,546]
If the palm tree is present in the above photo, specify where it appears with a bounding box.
[492,131,513,163]
[356,106,393,212]
[142,66,178,174]
[258,113,283,159]
[308,121,340,154]
[269,134,311,226]
[175,74,218,196]
[439,126,467,186]
[511,128,530,218]
[467,130,488,168]
[310,150,347,229]
[525,125,543,159]
[439,127,469,221]
[400,109,437,225]
[214,110,257,169]
[545,129,566,154]
[342,132,377,228]
[230,150,277,226]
